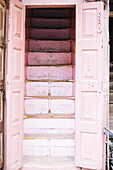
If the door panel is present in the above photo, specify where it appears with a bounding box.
[6,0,25,169]
[75,2,104,169]
[0,0,5,169]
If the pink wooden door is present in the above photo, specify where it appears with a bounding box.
[5,0,25,169]
[75,2,104,169]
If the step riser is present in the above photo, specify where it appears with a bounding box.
[24,119,75,134]
[29,40,71,52]
[27,66,72,80]
[25,99,75,114]
[28,53,71,65]
[32,18,70,29]
[29,29,70,40]
[51,99,74,114]
[26,82,73,97]
[24,129,74,135]
[26,82,48,96]
[33,9,70,18]
[23,139,74,157]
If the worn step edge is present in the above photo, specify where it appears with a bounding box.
[27,51,71,53]
[23,133,75,139]
[24,96,75,99]
[24,114,75,119]
[27,28,71,30]
[27,17,71,19]
[26,65,72,67]
[27,39,72,41]
[26,80,74,82]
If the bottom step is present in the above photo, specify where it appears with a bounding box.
[23,138,74,157]
[23,156,74,168]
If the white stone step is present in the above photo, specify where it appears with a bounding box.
[24,118,75,135]
[23,138,74,157]
[26,82,73,97]
[26,66,72,80]
[25,99,75,114]
[26,82,48,96]
[25,99,48,114]
[51,99,75,114]
[23,156,74,169]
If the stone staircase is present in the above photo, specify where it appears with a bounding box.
[23,8,75,168]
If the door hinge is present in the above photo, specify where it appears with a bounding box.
[1,90,5,101]
[0,87,5,102]
[3,90,5,101]
[2,42,6,48]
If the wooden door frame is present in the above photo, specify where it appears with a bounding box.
[0,0,6,169]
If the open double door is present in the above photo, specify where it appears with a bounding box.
[3,0,108,169]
